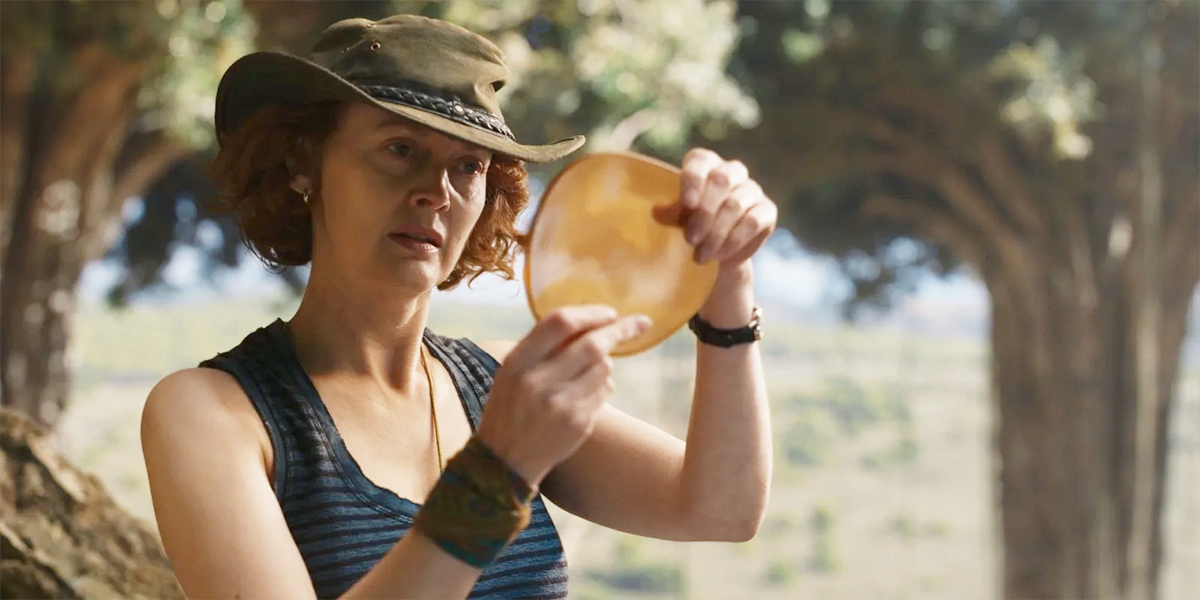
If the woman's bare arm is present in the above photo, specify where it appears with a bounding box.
[141,368,483,600]
[476,268,771,543]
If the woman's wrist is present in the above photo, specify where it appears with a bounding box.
[413,436,537,569]
[474,423,549,486]
[697,262,756,329]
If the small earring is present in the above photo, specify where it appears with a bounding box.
[302,191,310,205]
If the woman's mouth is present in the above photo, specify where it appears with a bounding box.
[389,232,440,254]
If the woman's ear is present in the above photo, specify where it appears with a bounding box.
[289,173,313,196]
[286,139,315,196]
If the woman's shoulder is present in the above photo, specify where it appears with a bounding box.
[141,367,266,450]
[141,322,281,466]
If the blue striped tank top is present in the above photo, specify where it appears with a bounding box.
[200,320,569,599]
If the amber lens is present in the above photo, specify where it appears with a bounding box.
[525,152,719,356]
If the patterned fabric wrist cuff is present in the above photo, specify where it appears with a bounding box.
[462,437,537,504]
[413,436,536,569]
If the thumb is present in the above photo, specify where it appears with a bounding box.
[652,203,685,227]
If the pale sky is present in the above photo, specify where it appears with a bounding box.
[80,189,991,313]
[78,227,990,314]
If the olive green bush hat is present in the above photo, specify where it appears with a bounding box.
[215,14,585,162]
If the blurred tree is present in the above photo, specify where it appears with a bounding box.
[0,0,255,425]
[104,0,404,304]
[713,0,1198,598]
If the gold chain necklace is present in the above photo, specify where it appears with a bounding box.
[420,345,443,473]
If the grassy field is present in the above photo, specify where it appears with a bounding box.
[54,296,1199,600]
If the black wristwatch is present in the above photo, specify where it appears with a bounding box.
[687,305,763,348]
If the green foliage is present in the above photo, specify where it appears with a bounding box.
[887,512,952,539]
[825,377,889,434]
[861,422,920,470]
[780,405,837,467]
[784,377,911,436]
[721,0,1199,313]
[1,0,255,151]
[587,535,682,594]
[403,0,757,158]
[138,0,257,149]
[585,564,683,594]
[612,536,643,566]
[810,502,836,535]
[808,503,840,573]
[924,520,952,537]
[776,377,913,471]
[810,534,839,573]
[888,513,917,538]
[896,424,920,461]
[763,559,796,586]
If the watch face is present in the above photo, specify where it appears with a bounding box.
[525,152,720,357]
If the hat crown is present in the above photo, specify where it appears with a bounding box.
[309,15,509,118]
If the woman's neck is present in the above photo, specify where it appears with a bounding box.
[286,269,431,394]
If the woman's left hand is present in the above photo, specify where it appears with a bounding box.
[653,148,778,271]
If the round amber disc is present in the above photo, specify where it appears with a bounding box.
[524,152,719,356]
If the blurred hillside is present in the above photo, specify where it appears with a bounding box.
[54,297,1200,600]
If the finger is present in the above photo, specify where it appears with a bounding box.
[560,358,617,411]
[679,148,723,211]
[652,203,685,228]
[508,305,620,370]
[694,180,761,264]
[550,314,652,378]
[684,160,749,246]
[693,201,744,264]
[719,201,778,265]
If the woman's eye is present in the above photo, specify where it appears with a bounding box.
[387,143,412,157]
[460,160,484,175]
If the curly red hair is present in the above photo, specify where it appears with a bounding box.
[209,101,530,290]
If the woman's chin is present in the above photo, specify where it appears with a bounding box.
[379,261,447,294]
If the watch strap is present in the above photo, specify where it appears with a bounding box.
[687,305,762,348]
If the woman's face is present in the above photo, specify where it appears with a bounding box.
[303,102,492,293]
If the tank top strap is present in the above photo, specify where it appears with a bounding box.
[199,320,315,499]
[421,332,501,430]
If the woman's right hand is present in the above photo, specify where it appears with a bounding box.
[476,305,651,487]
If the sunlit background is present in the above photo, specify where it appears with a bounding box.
[2,1,1197,599]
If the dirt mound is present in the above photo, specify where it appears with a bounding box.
[0,408,183,599]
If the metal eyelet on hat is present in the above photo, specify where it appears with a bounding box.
[370,41,381,51]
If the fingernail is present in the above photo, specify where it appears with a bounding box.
[686,227,701,245]
[696,243,712,264]
[634,315,652,332]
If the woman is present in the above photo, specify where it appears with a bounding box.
[141,13,776,600]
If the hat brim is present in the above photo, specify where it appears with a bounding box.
[215,51,585,163]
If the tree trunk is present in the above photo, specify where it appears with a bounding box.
[0,46,185,427]
[0,408,183,599]
[989,238,1191,599]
